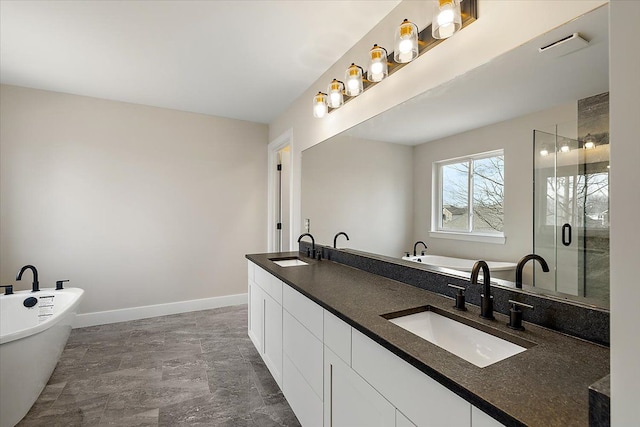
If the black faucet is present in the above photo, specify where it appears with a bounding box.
[515,254,550,288]
[413,241,427,256]
[470,261,494,320]
[16,265,39,292]
[333,232,349,249]
[297,233,316,258]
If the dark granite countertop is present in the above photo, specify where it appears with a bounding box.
[246,252,609,427]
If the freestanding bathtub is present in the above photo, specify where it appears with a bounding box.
[0,287,84,427]
[402,255,517,281]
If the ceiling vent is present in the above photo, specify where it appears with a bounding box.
[538,33,589,58]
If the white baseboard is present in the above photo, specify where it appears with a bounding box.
[73,293,248,328]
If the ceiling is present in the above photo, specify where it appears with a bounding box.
[0,0,401,124]
[346,4,609,145]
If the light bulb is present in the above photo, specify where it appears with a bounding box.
[371,61,384,75]
[584,141,595,150]
[398,39,413,54]
[329,92,341,106]
[560,144,570,153]
[540,148,549,156]
[347,79,359,90]
[437,6,455,26]
[327,79,344,108]
[314,103,326,118]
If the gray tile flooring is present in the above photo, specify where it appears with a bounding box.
[18,305,301,426]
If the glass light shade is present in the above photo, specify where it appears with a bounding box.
[313,92,327,118]
[345,63,363,97]
[327,79,344,108]
[584,134,596,149]
[368,44,388,82]
[432,0,462,39]
[394,19,419,63]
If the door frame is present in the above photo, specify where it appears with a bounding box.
[267,129,294,252]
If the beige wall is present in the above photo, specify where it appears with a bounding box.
[610,0,640,424]
[302,135,413,257]
[413,103,577,282]
[0,85,268,314]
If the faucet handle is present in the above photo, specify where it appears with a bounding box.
[56,280,70,290]
[1,285,13,295]
[448,284,467,311]
[507,300,534,331]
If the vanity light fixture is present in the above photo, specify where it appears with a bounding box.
[432,0,462,39]
[583,134,596,150]
[394,19,419,63]
[345,63,364,97]
[313,92,328,118]
[368,44,389,82]
[327,79,345,108]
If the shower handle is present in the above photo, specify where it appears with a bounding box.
[562,223,572,246]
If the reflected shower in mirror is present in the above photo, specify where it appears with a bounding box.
[301,5,609,308]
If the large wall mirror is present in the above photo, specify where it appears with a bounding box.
[302,5,609,309]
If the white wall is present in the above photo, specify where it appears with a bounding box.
[0,85,268,315]
[302,135,413,257]
[269,0,607,242]
[413,103,577,282]
[609,0,640,424]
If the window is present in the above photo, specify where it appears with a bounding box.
[434,150,504,239]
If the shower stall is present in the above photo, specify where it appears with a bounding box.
[533,128,610,303]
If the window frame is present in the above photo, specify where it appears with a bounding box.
[431,149,506,244]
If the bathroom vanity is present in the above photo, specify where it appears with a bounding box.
[246,252,609,427]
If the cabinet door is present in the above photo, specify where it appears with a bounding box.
[263,292,283,387]
[248,280,263,352]
[324,347,395,427]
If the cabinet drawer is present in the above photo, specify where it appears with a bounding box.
[323,309,352,365]
[472,406,505,427]
[283,310,323,400]
[255,266,283,304]
[352,329,471,427]
[283,284,323,340]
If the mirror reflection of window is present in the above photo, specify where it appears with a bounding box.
[436,151,504,234]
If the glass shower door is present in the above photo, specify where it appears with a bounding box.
[533,129,610,301]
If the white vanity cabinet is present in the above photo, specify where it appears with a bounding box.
[247,260,506,427]
[247,262,283,387]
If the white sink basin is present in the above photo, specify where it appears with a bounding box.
[271,258,309,267]
[386,308,527,368]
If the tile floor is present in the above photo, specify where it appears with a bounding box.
[18,305,301,426]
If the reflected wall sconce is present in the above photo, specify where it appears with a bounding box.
[583,134,596,149]
[368,44,388,82]
[394,19,419,63]
[313,92,328,118]
[328,79,345,108]
[540,147,550,156]
[311,0,477,117]
[345,63,364,97]
[559,141,571,153]
[432,0,462,39]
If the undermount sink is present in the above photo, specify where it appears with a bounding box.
[383,306,531,368]
[270,256,309,267]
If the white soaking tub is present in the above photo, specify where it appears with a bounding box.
[402,255,517,281]
[0,287,84,427]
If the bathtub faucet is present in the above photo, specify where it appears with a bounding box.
[413,241,427,256]
[16,265,39,292]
